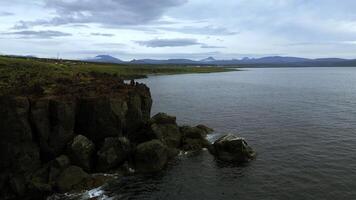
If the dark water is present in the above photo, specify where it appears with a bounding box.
[83,68,356,200]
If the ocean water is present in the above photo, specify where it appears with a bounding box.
[81,67,356,200]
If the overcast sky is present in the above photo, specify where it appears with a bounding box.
[1,0,356,60]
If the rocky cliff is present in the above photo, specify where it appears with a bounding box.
[0,75,153,199]
[0,74,255,200]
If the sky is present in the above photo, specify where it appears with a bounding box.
[1,0,356,60]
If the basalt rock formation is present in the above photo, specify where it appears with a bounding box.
[0,73,254,200]
[0,74,216,200]
[0,75,153,199]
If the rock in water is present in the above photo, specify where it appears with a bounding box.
[134,140,168,173]
[196,124,214,135]
[68,135,95,172]
[180,125,211,151]
[96,137,131,171]
[211,134,256,162]
[180,125,207,139]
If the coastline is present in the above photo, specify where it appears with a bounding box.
[0,57,251,200]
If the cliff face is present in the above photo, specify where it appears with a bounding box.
[0,77,152,199]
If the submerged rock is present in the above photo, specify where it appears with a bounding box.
[68,135,96,172]
[134,140,168,173]
[210,134,256,162]
[96,137,131,172]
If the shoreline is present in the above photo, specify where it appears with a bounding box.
[0,67,253,199]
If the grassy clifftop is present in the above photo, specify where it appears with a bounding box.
[0,56,234,96]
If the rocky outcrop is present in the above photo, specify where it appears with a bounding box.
[134,140,168,173]
[0,74,255,200]
[0,77,152,199]
[209,134,256,162]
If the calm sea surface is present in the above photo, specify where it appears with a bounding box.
[82,67,356,200]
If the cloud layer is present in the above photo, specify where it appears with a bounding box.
[2,0,356,59]
[2,30,71,39]
[136,38,201,47]
[18,0,187,28]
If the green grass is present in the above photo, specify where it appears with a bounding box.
[0,55,236,95]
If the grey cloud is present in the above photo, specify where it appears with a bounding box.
[12,20,29,29]
[0,11,14,16]
[16,0,187,28]
[200,44,225,49]
[136,38,201,47]
[159,26,238,36]
[2,30,72,39]
[91,33,115,37]
[67,24,90,28]
[93,43,127,48]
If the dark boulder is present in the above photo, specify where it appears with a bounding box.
[68,135,95,172]
[55,166,90,193]
[151,123,182,148]
[134,140,168,173]
[53,155,71,169]
[180,125,211,151]
[149,113,182,148]
[196,124,214,135]
[48,155,71,185]
[210,134,256,162]
[180,125,207,139]
[96,137,131,172]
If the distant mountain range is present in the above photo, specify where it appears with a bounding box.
[84,55,356,67]
[85,55,124,64]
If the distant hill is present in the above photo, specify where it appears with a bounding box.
[130,58,199,65]
[200,57,216,62]
[83,55,356,67]
[85,55,124,64]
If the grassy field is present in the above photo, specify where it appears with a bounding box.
[0,55,235,95]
